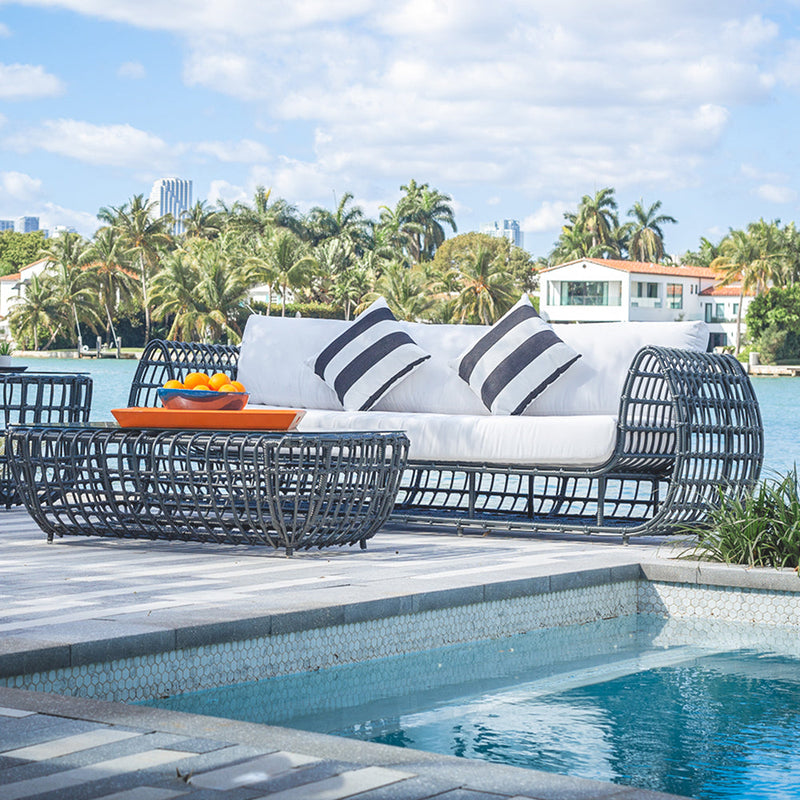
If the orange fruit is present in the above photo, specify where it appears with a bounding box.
[230,380,246,393]
[208,372,230,391]
[193,385,212,391]
[163,379,183,389]
[184,372,210,389]
[218,383,238,392]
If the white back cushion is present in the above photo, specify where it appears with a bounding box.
[237,314,708,416]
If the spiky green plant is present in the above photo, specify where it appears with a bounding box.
[685,468,800,569]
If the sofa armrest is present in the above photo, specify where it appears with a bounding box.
[616,346,763,491]
[128,339,241,408]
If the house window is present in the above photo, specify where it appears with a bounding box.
[705,303,712,323]
[733,303,739,316]
[715,303,725,319]
[667,283,683,309]
[559,281,622,306]
[632,281,660,308]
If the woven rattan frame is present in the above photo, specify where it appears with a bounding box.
[1,372,92,507]
[127,339,764,540]
[9,426,409,555]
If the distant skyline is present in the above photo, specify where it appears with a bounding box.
[2,1,800,258]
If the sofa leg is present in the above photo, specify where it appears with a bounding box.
[359,539,367,550]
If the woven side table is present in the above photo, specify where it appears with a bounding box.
[9,425,409,555]
[1,372,92,507]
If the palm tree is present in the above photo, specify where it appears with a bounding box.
[38,233,100,350]
[228,186,304,244]
[627,200,677,262]
[151,240,250,342]
[7,274,61,351]
[182,200,222,240]
[85,226,138,347]
[396,180,457,261]
[453,244,516,324]
[362,261,433,321]
[245,230,316,317]
[98,194,172,342]
[307,192,372,251]
[711,228,774,354]
[576,188,619,252]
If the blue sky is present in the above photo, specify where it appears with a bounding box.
[2,0,800,258]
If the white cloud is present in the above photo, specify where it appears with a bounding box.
[117,60,145,79]
[487,196,501,206]
[0,171,43,202]
[6,119,173,168]
[40,203,99,237]
[0,22,10,37]
[521,201,571,233]
[0,63,64,99]
[755,184,798,204]
[194,138,269,163]
[206,179,248,207]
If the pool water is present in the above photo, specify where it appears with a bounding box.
[144,616,800,800]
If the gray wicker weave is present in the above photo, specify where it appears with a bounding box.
[1,372,92,507]
[127,339,764,540]
[9,425,409,555]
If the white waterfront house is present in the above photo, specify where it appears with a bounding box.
[538,258,754,349]
[0,257,52,338]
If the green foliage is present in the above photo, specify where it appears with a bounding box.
[0,230,48,275]
[248,300,344,319]
[684,469,800,570]
[745,284,800,340]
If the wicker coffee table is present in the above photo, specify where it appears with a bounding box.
[8,424,409,555]
[1,372,93,507]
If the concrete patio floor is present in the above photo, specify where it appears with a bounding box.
[0,507,772,800]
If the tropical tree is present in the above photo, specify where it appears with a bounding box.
[182,200,222,240]
[453,244,516,324]
[711,229,772,354]
[7,273,61,350]
[244,230,316,317]
[97,194,172,342]
[38,233,101,350]
[575,188,620,251]
[394,179,457,262]
[362,261,433,321]
[627,199,677,262]
[306,192,372,251]
[227,186,304,244]
[151,239,250,342]
[85,226,138,347]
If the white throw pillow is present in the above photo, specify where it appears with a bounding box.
[450,295,581,415]
[309,297,431,411]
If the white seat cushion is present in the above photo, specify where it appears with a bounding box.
[267,406,620,468]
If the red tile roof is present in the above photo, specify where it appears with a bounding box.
[543,258,716,279]
[0,272,21,281]
[699,284,755,297]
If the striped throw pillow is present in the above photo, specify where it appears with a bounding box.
[451,295,581,415]
[311,297,431,411]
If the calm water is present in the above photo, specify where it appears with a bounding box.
[144,616,800,800]
[12,358,800,475]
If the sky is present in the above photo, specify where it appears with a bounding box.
[1,0,800,259]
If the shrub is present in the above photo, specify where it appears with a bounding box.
[684,469,800,570]
[249,301,344,319]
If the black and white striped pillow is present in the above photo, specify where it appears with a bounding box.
[451,295,581,415]
[311,297,431,411]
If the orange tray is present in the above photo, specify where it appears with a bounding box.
[111,407,306,431]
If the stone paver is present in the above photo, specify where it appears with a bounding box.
[1,506,790,799]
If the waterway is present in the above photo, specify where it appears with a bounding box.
[10,357,800,476]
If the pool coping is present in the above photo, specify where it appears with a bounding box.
[2,558,798,681]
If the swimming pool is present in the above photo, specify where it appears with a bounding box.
[144,614,800,800]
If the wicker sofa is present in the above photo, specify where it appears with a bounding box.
[129,314,763,541]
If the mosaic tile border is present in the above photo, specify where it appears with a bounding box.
[5,576,800,706]
[1,581,637,703]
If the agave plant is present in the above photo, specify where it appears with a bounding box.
[684,468,800,569]
[0,341,13,356]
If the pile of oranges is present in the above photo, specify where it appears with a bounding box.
[164,372,246,393]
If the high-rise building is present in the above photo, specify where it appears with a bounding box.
[14,216,39,233]
[480,219,523,249]
[0,220,14,232]
[148,178,192,235]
